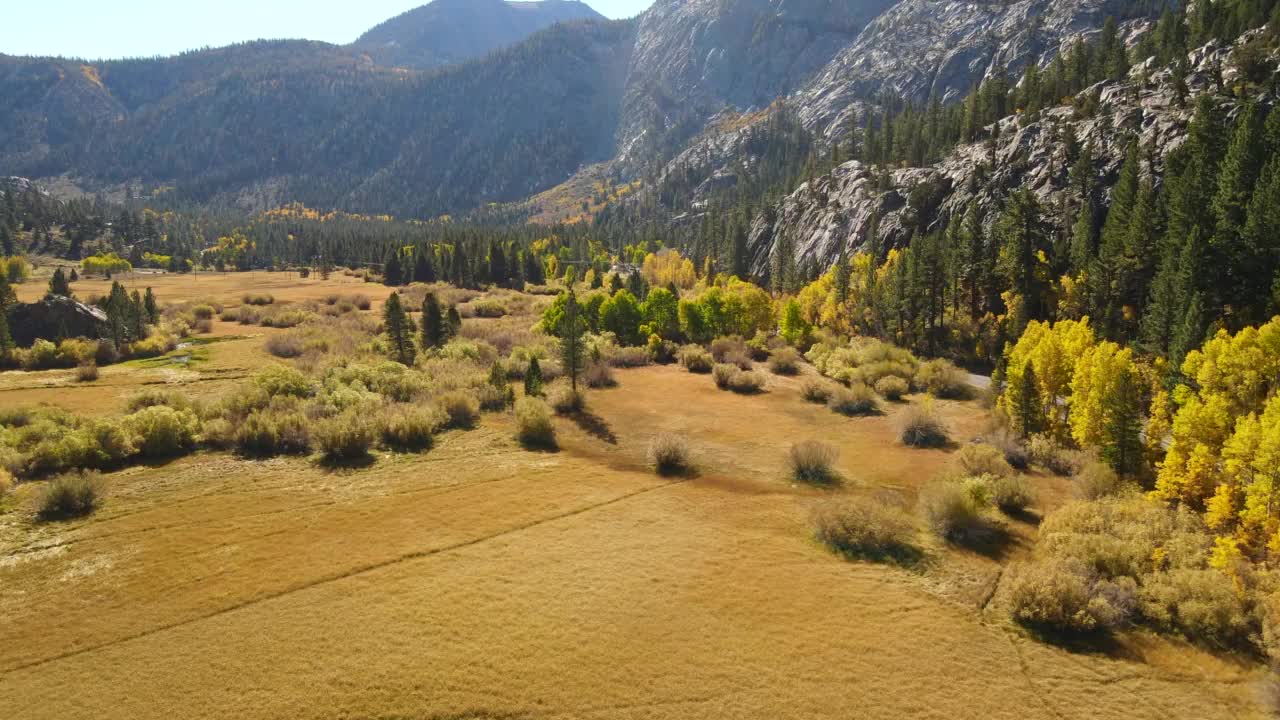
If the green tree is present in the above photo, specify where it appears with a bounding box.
[995,190,1052,333]
[600,289,643,345]
[143,288,159,324]
[420,292,445,349]
[383,250,404,287]
[524,357,544,398]
[1013,360,1043,438]
[1102,365,1144,476]
[46,268,71,297]
[383,292,416,366]
[641,287,679,339]
[559,289,588,394]
[1212,102,1264,315]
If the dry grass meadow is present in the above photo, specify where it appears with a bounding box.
[0,271,1271,719]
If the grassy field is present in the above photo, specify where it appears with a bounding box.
[0,272,1269,719]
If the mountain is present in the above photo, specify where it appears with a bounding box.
[0,0,1176,221]
[353,0,605,69]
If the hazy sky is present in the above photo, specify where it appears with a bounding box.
[2,0,654,60]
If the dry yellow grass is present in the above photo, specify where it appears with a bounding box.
[0,276,1268,719]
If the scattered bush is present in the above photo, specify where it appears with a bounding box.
[0,468,13,498]
[585,362,617,389]
[192,304,216,320]
[475,384,513,412]
[75,363,99,383]
[801,378,836,404]
[648,433,691,476]
[988,429,1030,469]
[915,359,970,399]
[608,346,651,368]
[727,369,766,394]
[710,336,749,364]
[242,293,274,306]
[514,397,556,449]
[955,443,1014,478]
[352,294,373,311]
[122,406,199,459]
[1008,560,1114,633]
[678,346,713,373]
[1139,569,1254,649]
[712,363,738,389]
[767,347,802,375]
[265,333,306,359]
[1028,434,1079,476]
[898,402,949,448]
[919,481,988,541]
[313,412,377,461]
[1075,461,1122,500]
[811,497,919,564]
[828,383,878,416]
[789,441,839,484]
[549,385,586,415]
[235,410,311,456]
[988,474,1037,514]
[38,472,101,520]
[253,365,314,398]
[437,390,481,429]
[874,375,909,401]
[382,406,447,450]
[193,318,214,334]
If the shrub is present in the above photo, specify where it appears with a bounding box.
[648,433,691,476]
[801,378,835,404]
[253,365,314,398]
[898,402,949,448]
[829,383,878,416]
[767,347,802,375]
[75,363,99,382]
[914,359,970,399]
[235,410,311,456]
[242,293,274,306]
[1075,461,1122,500]
[1139,569,1254,649]
[313,412,377,461]
[80,419,136,469]
[468,300,507,318]
[988,474,1037,514]
[192,304,215,320]
[122,406,199,459]
[728,369,766,394]
[200,418,236,449]
[585,362,617,389]
[789,441,839,484]
[712,363,738,389]
[811,497,920,564]
[549,385,585,415]
[608,346,651,368]
[723,350,754,371]
[352,294,373,311]
[1008,560,1108,633]
[874,375,908,401]
[988,429,1030,469]
[38,472,101,520]
[265,333,305,359]
[710,336,749,363]
[437,391,480,429]
[382,406,447,450]
[193,318,214,334]
[514,397,556,449]
[678,346,713,373]
[955,443,1014,478]
[919,481,987,541]
[1028,434,1078,476]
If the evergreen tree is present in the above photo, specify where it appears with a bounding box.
[1211,101,1264,314]
[487,362,514,407]
[413,247,435,283]
[383,292,416,366]
[0,271,12,358]
[383,250,404,287]
[47,268,71,297]
[730,221,749,280]
[559,289,587,394]
[1101,365,1144,476]
[420,292,445,349]
[1241,153,1280,326]
[995,190,1052,333]
[524,356,544,398]
[129,290,146,340]
[105,281,131,350]
[446,306,462,338]
[1014,361,1043,438]
[143,287,159,324]
[488,242,508,288]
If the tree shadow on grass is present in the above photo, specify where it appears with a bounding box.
[317,453,377,472]
[951,522,1021,561]
[568,410,617,444]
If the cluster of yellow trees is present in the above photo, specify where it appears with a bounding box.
[993,315,1280,561]
[81,252,133,276]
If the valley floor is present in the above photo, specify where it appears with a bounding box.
[0,359,1267,718]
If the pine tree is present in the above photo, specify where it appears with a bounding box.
[487,362,514,407]
[383,292,416,366]
[446,306,462,338]
[488,242,507,288]
[730,221,749,280]
[1101,365,1144,476]
[524,356,544,398]
[105,281,130,350]
[143,287,159,324]
[47,268,71,297]
[413,247,435,283]
[0,270,12,358]
[1241,154,1280,325]
[1211,101,1264,314]
[559,289,587,394]
[995,190,1051,332]
[384,250,403,287]
[1014,361,1043,438]
[420,292,445,349]
[129,290,146,340]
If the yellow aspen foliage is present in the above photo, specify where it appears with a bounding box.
[1236,396,1280,553]
[1145,389,1172,472]
[641,249,697,290]
[999,317,1096,442]
[1182,320,1280,416]
[1153,394,1234,507]
[1068,341,1137,449]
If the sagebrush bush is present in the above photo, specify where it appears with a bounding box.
[874,375,908,401]
[192,304,215,320]
[38,472,101,520]
[585,362,617,389]
[549,384,585,415]
[790,441,839,484]
[679,346,713,373]
[801,378,836,404]
[253,365,314,398]
[648,433,691,475]
[382,406,447,450]
[988,474,1037,513]
[437,390,481,429]
[80,419,136,469]
[608,346,651,368]
[728,369,766,394]
[829,383,878,416]
[1008,560,1109,633]
[811,497,919,564]
[919,481,987,541]
[712,363,738,389]
[955,443,1014,478]
[710,336,749,363]
[235,410,311,456]
[898,402,949,448]
[914,359,970,399]
[1075,461,1122,500]
[313,412,377,461]
[242,293,274,306]
[475,384,513,412]
[352,294,373,311]
[514,397,556,448]
[988,429,1030,469]
[75,363,99,382]
[265,333,305,359]
[767,347,802,375]
[1028,434,1078,476]
[723,350,754,371]
[122,406,199,459]
[1139,569,1254,649]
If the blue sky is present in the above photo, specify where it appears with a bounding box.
[3,0,653,60]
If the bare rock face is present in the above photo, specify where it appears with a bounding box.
[8,296,110,347]
[746,36,1255,278]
